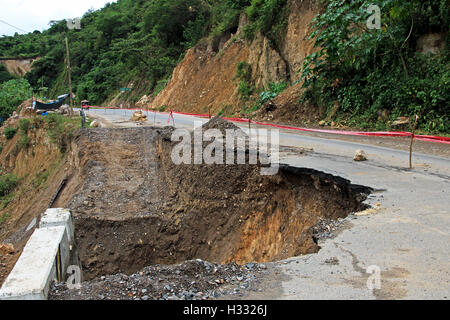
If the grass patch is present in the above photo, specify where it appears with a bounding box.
[217,104,233,117]
[43,113,81,153]
[0,193,14,210]
[32,171,49,188]
[18,118,31,134]
[0,173,18,197]
[0,212,10,225]
[4,127,17,140]
[18,135,30,150]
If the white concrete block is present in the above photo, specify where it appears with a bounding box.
[39,208,74,245]
[0,226,68,300]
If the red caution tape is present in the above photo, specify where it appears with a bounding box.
[87,106,450,145]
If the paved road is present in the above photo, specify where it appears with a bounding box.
[88,108,450,300]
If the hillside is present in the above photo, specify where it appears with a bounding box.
[0,0,448,134]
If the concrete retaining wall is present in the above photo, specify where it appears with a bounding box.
[0,209,74,300]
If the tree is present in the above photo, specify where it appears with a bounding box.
[0,78,32,120]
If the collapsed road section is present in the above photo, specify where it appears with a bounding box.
[57,118,370,282]
[2,118,372,300]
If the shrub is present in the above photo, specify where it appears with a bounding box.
[32,171,49,188]
[238,80,254,100]
[301,0,450,134]
[244,0,288,48]
[4,127,17,140]
[19,118,31,134]
[0,78,32,120]
[18,135,30,150]
[45,114,77,153]
[0,173,19,197]
[236,62,252,82]
[31,116,44,129]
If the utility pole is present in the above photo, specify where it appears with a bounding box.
[65,37,74,114]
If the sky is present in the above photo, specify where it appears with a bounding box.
[0,0,117,36]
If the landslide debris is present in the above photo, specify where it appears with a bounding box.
[24,117,371,301]
[49,259,269,300]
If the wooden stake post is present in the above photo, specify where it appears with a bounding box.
[409,115,419,169]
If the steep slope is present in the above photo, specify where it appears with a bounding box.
[151,0,319,119]
[0,58,38,77]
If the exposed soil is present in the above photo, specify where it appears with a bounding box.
[1,116,371,299]
[145,0,320,123]
[46,117,371,285]
[0,118,71,286]
[0,58,38,77]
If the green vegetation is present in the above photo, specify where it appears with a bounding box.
[301,0,449,133]
[18,135,30,150]
[217,104,233,116]
[235,61,254,100]
[32,171,49,188]
[0,173,18,197]
[44,113,80,153]
[0,0,215,105]
[244,0,288,49]
[4,127,17,140]
[1,0,447,134]
[0,78,32,120]
[18,118,30,134]
[238,81,254,100]
[259,81,288,103]
[0,212,11,225]
[241,81,288,115]
[0,0,289,109]
[158,105,168,112]
[0,64,14,83]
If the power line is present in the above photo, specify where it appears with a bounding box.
[0,18,28,33]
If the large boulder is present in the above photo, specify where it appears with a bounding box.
[130,111,147,122]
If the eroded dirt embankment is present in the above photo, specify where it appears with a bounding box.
[147,0,320,124]
[0,119,71,285]
[52,118,370,281]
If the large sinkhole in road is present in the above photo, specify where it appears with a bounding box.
[61,121,371,281]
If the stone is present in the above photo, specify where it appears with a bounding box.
[130,111,147,122]
[0,243,14,255]
[392,117,410,127]
[353,150,367,162]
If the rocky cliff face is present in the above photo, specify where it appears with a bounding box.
[150,0,319,117]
